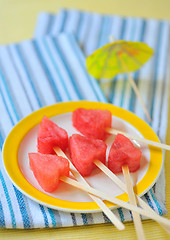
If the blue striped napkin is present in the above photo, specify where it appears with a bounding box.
[0,7,169,227]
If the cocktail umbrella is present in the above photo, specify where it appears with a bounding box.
[86,40,154,122]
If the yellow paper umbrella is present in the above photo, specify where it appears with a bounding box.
[86,40,154,122]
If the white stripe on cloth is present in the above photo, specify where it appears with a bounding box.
[34,13,54,38]
[50,9,67,35]
[40,38,80,101]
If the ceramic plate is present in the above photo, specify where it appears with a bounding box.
[2,101,163,212]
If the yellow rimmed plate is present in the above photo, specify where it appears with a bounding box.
[2,101,163,213]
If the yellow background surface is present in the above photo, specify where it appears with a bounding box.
[0,0,170,239]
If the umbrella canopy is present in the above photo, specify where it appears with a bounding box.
[86,40,154,122]
[86,40,154,79]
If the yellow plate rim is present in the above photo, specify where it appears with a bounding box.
[2,101,163,212]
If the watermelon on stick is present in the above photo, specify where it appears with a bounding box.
[108,134,142,174]
[108,134,144,238]
[29,152,69,192]
[69,134,107,176]
[37,116,68,154]
[72,108,112,140]
[73,108,170,150]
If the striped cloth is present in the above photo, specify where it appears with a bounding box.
[0,8,169,228]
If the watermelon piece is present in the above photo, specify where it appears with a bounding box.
[37,116,68,154]
[72,108,112,140]
[29,153,69,192]
[69,134,107,176]
[108,134,142,173]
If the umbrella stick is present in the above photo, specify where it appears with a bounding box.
[118,56,152,122]
[122,165,146,240]
[54,147,125,230]
[106,128,170,151]
[94,160,170,233]
[128,73,152,122]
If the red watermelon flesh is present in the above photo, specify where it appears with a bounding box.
[72,108,112,140]
[37,116,68,154]
[69,134,107,176]
[108,134,142,173]
[29,153,69,192]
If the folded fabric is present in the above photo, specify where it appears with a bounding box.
[34,7,170,220]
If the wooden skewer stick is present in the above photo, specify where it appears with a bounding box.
[59,175,170,226]
[118,54,152,122]
[106,128,170,151]
[54,147,125,230]
[94,160,170,233]
[127,71,152,123]
[122,165,145,240]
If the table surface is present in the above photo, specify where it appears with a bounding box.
[1,0,170,239]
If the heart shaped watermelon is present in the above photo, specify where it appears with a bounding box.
[72,108,112,140]
[29,153,69,192]
[37,116,68,154]
[69,134,107,176]
[108,134,142,173]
